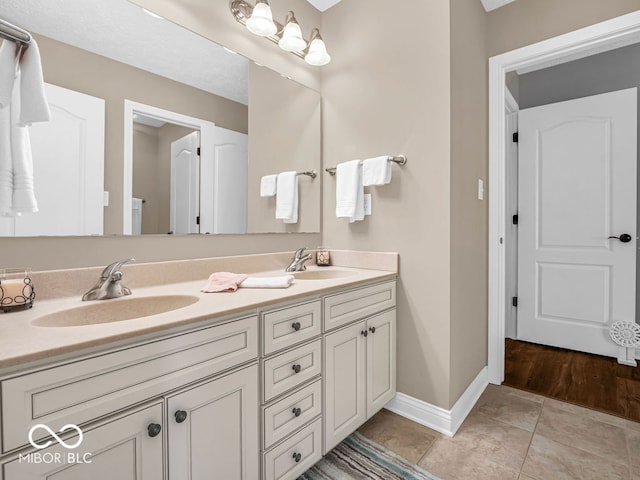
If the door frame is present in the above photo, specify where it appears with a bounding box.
[123,100,215,234]
[488,11,640,384]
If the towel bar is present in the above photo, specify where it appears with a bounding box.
[0,18,31,47]
[296,170,317,179]
[324,155,407,176]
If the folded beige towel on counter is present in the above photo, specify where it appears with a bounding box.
[240,275,295,289]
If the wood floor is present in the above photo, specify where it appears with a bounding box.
[504,338,640,423]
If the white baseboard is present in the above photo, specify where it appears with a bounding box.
[385,366,488,437]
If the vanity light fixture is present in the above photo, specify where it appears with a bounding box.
[230,0,331,66]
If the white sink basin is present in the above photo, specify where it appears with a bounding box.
[292,269,357,280]
[32,295,200,327]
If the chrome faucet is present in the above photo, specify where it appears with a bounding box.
[286,248,313,272]
[82,258,134,301]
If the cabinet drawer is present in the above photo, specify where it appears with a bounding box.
[263,417,322,480]
[1,315,258,453]
[263,379,322,449]
[262,340,322,403]
[262,300,321,356]
[324,280,396,331]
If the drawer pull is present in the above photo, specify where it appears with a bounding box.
[292,452,302,463]
[292,407,302,417]
[174,410,188,423]
[361,329,368,337]
[292,321,302,331]
[147,423,162,438]
[369,326,376,334]
[292,364,302,374]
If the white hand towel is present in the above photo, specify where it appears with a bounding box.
[240,275,295,289]
[9,80,38,213]
[336,160,365,222]
[362,156,392,186]
[260,174,277,197]
[276,171,298,224]
[18,39,50,126]
[0,41,18,109]
[0,100,13,215]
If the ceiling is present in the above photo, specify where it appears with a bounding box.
[479,0,516,11]
[305,0,516,12]
[305,0,343,12]
[0,0,249,105]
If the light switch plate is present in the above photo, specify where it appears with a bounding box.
[103,191,110,207]
[477,179,484,201]
[364,193,372,215]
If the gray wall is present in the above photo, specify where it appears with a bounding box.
[517,42,640,323]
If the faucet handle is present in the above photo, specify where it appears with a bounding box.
[293,247,307,260]
[101,258,135,279]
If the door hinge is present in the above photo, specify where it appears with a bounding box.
[196,216,200,225]
[512,214,518,225]
[197,147,201,156]
[512,132,519,143]
[512,297,518,307]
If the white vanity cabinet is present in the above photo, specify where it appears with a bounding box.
[323,282,397,453]
[0,275,397,480]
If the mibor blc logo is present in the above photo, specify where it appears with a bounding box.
[19,424,93,465]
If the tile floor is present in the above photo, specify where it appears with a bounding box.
[357,384,640,480]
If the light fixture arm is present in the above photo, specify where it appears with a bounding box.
[230,0,325,62]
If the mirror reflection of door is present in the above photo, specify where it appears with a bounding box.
[0,83,105,236]
[130,107,249,235]
[170,131,200,235]
[132,114,199,235]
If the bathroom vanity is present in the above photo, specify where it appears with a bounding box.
[0,253,397,480]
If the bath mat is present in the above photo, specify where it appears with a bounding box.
[298,432,441,480]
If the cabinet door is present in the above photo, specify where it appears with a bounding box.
[323,321,367,454]
[367,309,396,418]
[167,364,258,480]
[2,402,164,480]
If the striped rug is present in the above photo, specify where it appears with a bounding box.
[299,432,441,480]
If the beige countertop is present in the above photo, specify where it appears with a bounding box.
[0,256,397,371]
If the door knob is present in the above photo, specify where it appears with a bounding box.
[608,234,632,243]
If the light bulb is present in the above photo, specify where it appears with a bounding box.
[246,1,277,36]
[278,13,307,52]
[305,31,331,66]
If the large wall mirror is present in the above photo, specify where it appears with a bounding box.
[0,0,321,237]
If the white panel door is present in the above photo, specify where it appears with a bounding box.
[170,131,200,234]
[518,88,637,357]
[324,321,367,454]
[3,402,163,480]
[0,83,105,236]
[366,309,396,418]
[199,126,248,234]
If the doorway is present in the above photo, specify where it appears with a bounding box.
[488,11,640,385]
[124,100,248,235]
